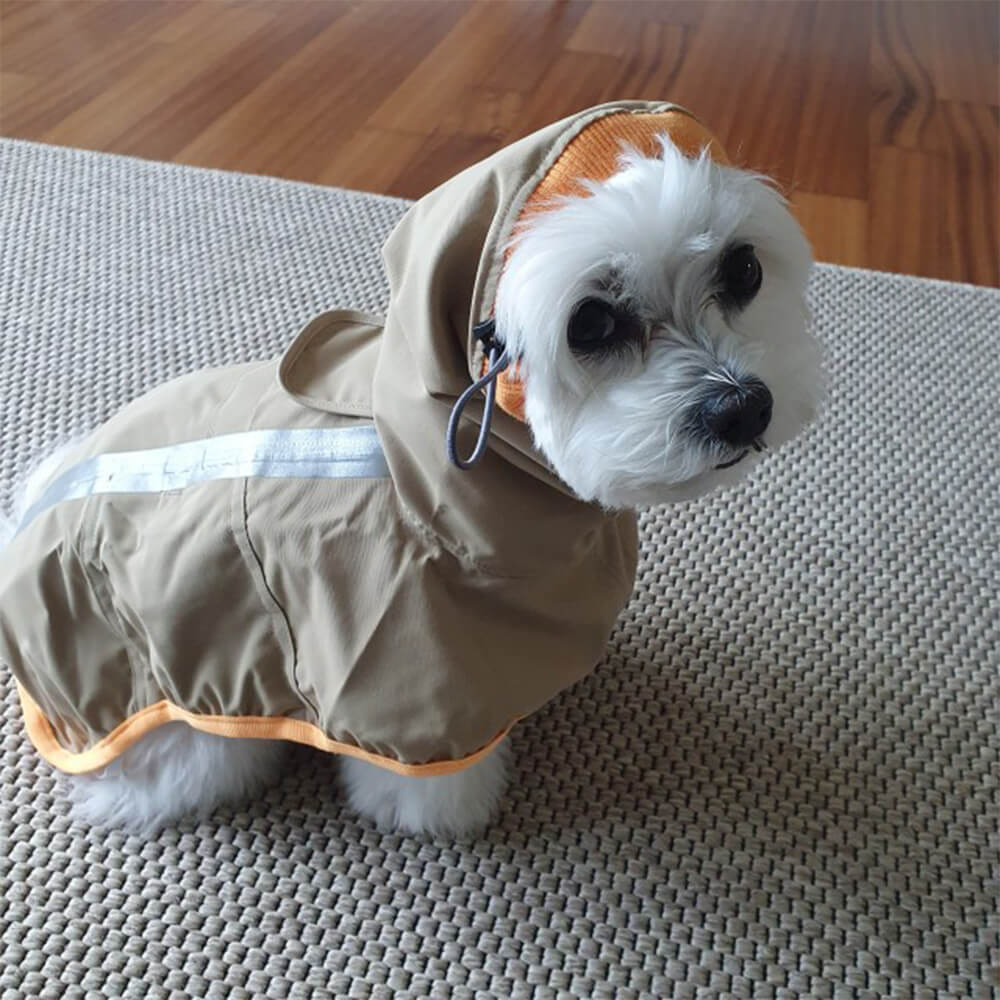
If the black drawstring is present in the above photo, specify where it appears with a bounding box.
[446,319,511,470]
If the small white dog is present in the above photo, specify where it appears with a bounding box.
[3,106,822,837]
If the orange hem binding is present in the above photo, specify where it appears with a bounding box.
[16,682,513,778]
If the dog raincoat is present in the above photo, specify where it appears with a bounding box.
[0,101,726,776]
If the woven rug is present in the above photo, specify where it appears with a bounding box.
[0,138,996,1000]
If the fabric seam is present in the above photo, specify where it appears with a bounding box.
[233,475,313,719]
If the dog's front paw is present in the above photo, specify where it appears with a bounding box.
[339,742,512,837]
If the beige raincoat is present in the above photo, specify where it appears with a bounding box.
[0,102,726,776]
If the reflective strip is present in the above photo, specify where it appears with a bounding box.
[16,425,389,535]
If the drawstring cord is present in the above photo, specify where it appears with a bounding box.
[446,319,511,470]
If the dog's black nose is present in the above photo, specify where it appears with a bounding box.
[701,378,773,446]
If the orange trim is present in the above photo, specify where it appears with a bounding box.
[522,109,729,211]
[16,681,513,778]
[493,108,729,423]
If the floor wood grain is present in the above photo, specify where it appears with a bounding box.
[1,0,997,285]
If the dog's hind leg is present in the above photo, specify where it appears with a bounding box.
[65,723,287,835]
[338,740,512,837]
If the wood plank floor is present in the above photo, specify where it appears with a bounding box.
[1,0,997,285]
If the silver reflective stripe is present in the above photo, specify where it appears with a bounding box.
[16,425,389,535]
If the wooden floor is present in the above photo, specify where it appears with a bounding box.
[1,0,997,285]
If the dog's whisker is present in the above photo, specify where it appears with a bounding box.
[714,450,749,470]
[702,368,742,388]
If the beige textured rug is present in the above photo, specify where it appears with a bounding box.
[1,139,997,1000]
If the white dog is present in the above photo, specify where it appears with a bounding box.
[2,106,822,837]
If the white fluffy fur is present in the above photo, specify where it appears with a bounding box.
[495,137,823,507]
[8,136,822,837]
[339,741,512,837]
[67,723,287,833]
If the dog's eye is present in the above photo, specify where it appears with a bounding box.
[567,298,640,355]
[719,244,763,305]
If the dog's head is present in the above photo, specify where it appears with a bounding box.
[493,137,823,508]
